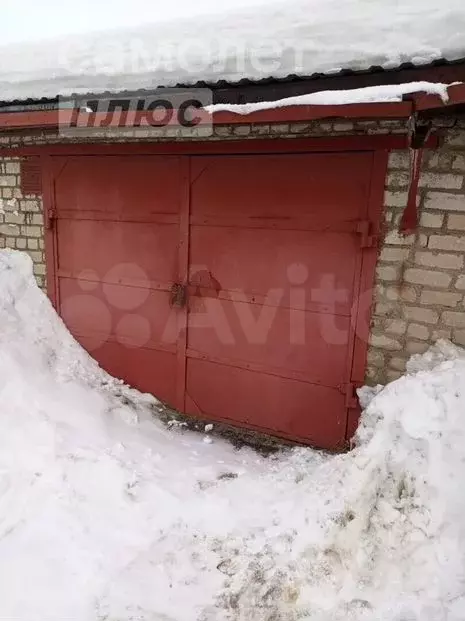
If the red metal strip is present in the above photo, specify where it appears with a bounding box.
[211,101,413,123]
[0,111,60,129]
[0,135,438,158]
[4,82,465,133]
[413,83,465,112]
[0,101,413,132]
[444,83,465,107]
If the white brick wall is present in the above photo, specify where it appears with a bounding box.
[367,127,465,384]
[0,158,45,287]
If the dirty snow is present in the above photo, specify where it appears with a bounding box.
[0,248,465,620]
[1,0,465,100]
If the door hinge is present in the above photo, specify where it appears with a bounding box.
[338,382,363,409]
[356,220,379,249]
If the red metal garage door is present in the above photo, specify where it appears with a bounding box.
[47,155,183,405]
[45,149,384,449]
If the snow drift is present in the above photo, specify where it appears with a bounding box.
[1,0,465,100]
[0,248,464,620]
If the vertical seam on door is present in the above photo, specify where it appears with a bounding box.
[345,149,389,441]
[42,154,59,309]
[175,156,191,412]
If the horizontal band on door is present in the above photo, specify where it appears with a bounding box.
[189,216,372,233]
[51,212,373,234]
[187,291,353,316]
[53,211,180,225]
[69,329,177,355]
[186,347,346,389]
[57,272,173,294]
[58,273,354,316]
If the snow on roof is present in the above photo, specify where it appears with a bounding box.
[1,247,465,618]
[1,0,465,102]
[207,81,451,114]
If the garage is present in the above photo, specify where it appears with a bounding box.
[43,143,385,449]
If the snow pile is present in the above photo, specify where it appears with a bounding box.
[205,341,465,621]
[1,0,465,100]
[0,248,465,620]
[0,250,273,620]
[207,81,451,115]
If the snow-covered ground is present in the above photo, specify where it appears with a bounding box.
[0,248,464,620]
[1,0,465,100]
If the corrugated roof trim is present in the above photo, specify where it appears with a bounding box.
[2,58,465,111]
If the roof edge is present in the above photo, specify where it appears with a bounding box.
[0,83,464,132]
[0,101,413,132]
